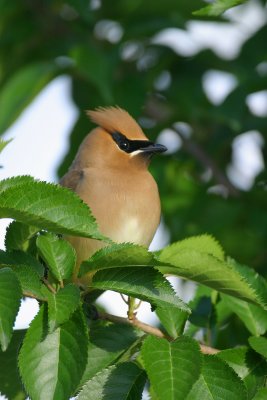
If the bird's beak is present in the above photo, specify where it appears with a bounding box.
[139,142,167,154]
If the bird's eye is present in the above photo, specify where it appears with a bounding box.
[111,132,131,153]
[119,140,130,151]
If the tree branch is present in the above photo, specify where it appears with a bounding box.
[173,126,239,197]
[98,311,219,354]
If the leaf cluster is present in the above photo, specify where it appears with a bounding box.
[0,176,266,399]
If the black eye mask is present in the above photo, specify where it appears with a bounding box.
[110,131,167,154]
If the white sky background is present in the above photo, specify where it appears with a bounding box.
[0,0,266,377]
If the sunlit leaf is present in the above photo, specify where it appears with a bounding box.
[0,176,106,240]
[91,267,190,313]
[37,233,76,284]
[193,0,246,16]
[5,220,39,251]
[47,284,80,331]
[186,355,247,400]
[249,336,267,360]
[19,306,88,400]
[158,239,267,308]
[142,335,202,400]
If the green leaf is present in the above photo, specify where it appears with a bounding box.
[0,175,35,193]
[218,347,267,399]
[11,264,46,300]
[71,45,113,103]
[228,258,267,305]
[0,249,44,276]
[249,336,267,360]
[158,238,266,308]
[253,388,267,400]
[0,268,22,351]
[0,176,106,240]
[0,329,26,399]
[221,294,267,335]
[158,235,225,260]
[80,322,140,385]
[142,336,202,400]
[78,362,146,400]
[0,248,45,300]
[80,242,156,277]
[0,62,56,134]
[186,355,247,400]
[37,233,76,284]
[5,220,39,251]
[47,284,80,331]
[193,0,245,16]
[91,267,190,313]
[19,305,88,400]
[156,306,188,338]
[0,138,12,153]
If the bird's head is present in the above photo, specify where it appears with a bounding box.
[78,106,167,169]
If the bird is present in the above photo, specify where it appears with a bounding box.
[60,106,167,285]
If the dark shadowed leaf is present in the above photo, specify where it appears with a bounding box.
[0,249,44,276]
[0,329,26,399]
[80,322,140,385]
[222,294,267,335]
[218,347,267,399]
[78,362,146,400]
[0,268,22,351]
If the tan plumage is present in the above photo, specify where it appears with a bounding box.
[60,106,166,284]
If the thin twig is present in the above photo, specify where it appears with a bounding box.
[120,293,129,305]
[42,278,57,294]
[99,311,171,339]
[173,126,239,197]
[199,343,219,355]
[98,311,219,354]
[134,300,143,310]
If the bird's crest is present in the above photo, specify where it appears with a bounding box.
[86,106,147,140]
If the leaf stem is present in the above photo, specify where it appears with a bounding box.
[120,293,129,305]
[42,278,57,294]
[127,296,136,320]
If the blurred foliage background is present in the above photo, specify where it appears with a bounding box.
[0,0,266,275]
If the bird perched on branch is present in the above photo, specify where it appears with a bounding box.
[60,106,167,283]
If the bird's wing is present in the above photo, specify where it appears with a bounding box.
[59,169,83,191]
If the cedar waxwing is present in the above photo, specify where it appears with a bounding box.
[60,106,167,283]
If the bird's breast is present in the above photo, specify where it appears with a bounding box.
[74,167,161,261]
